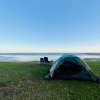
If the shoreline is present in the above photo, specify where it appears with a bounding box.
[0,53,100,62]
[0,58,100,63]
[84,58,100,61]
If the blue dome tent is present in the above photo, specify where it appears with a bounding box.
[45,54,100,83]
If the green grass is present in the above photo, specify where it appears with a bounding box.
[0,61,100,100]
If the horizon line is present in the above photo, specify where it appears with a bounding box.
[0,52,100,54]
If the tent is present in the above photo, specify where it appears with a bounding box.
[45,54,100,83]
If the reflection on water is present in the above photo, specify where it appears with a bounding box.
[0,53,100,62]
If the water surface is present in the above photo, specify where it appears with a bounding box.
[0,53,100,62]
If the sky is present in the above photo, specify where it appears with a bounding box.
[0,0,100,53]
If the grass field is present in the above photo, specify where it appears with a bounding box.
[0,61,100,100]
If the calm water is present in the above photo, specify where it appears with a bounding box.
[0,53,100,62]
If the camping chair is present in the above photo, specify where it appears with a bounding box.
[44,57,49,63]
[40,58,44,63]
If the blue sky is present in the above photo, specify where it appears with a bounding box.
[0,0,100,53]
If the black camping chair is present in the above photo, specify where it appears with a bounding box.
[44,57,49,63]
[40,58,44,63]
